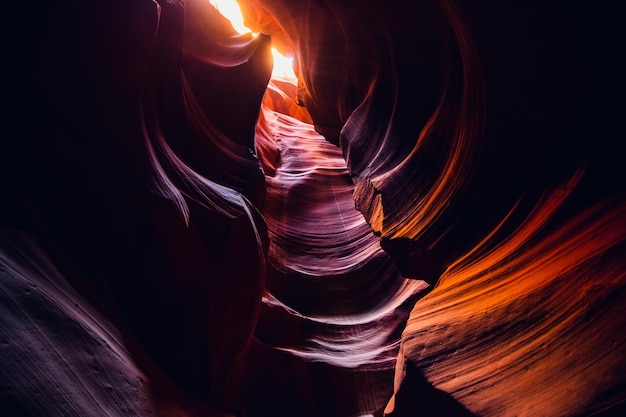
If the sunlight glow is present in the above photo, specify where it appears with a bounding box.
[271,48,296,79]
[209,0,249,35]
[209,0,297,80]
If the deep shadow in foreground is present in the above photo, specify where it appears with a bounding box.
[385,362,476,417]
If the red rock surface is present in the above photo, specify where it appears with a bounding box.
[1,0,624,416]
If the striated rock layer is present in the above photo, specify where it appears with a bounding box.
[242,1,626,414]
[2,0,625,416]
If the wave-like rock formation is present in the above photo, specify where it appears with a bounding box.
[2,0,624,416]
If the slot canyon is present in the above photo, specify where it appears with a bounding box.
[1,0,625,416]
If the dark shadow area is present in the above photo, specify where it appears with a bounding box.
[385,361,476,417]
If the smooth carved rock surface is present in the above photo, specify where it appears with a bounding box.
[0,232,153,417]
[2,0,625,416]
[252,101,428,415]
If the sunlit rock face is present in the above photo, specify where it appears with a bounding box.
[1,1,625,417]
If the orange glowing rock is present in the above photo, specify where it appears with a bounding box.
[1,0,624,416]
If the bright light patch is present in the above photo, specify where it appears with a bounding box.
[271,48,296,80]
[209,0,250,34]
[209,0,297,81]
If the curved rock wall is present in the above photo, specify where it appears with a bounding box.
[2,0,625,416]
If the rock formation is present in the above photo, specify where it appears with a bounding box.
[1,0,624,416]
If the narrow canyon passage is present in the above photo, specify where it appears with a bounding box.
[1,1,625,417]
